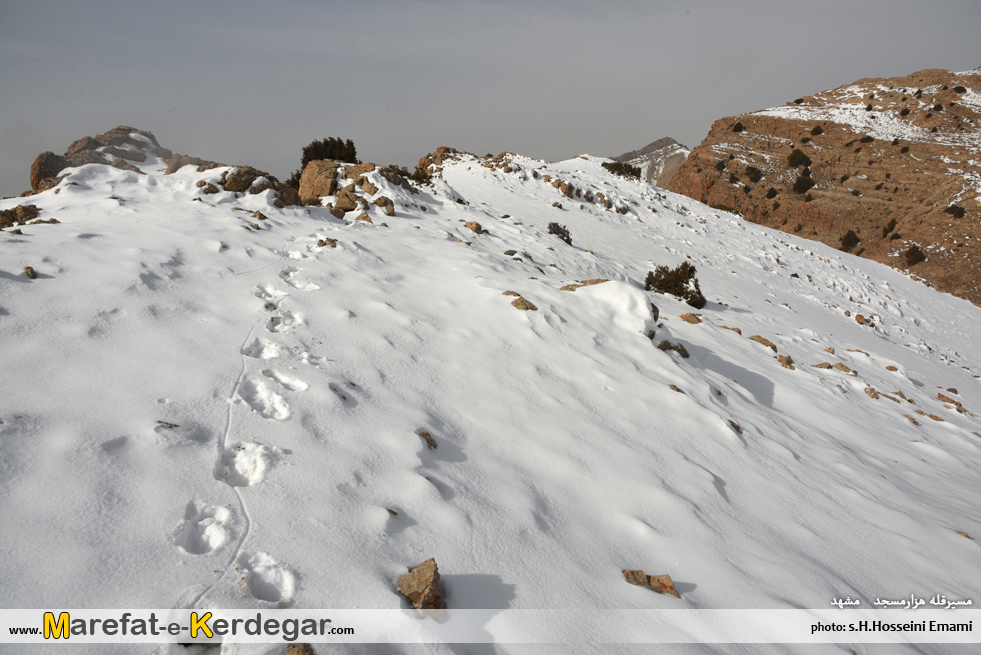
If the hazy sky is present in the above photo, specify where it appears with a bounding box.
[1,0,978,197]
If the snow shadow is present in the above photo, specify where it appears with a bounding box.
[442,573,517,609]
[683,342,775,407]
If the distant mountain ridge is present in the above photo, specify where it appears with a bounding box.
[669,66,981,305]
[614,137,690,187]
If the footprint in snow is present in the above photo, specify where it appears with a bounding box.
[253,282,287,303]
[266,309,304,333]
[237,551,296,603]
[279,266,320,291]
[242,338,281,359]
[237,377,291,419]
[261,369,309,392]
[214,441,283,486]
[175,501,236,555]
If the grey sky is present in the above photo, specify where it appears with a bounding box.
[1,0,978,197]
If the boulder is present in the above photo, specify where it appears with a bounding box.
[373,196,395,216]
[30,152,68,190]
[222,166,263,193]
[103,145,147,162]
[64,150,108,168]
[111,158,144,174]
[165,154,224,175]
[623,570,681,598]
[342,162,376,180]
[334,184,359,212]
[298,159,341,201]
[65,136,101,157]
[0,204,39,229]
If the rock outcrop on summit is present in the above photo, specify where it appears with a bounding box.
[614,137,690,188]
[669,67,981,305]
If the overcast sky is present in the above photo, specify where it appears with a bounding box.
[1,0,979,197]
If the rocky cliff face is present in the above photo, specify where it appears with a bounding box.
[669,68,981,305]
[614,137,690,188]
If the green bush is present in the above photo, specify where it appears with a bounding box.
[645,262,706,309]
[285,137,358,188]
[601,161,641,179]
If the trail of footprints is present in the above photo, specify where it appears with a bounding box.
[174,235,339,606]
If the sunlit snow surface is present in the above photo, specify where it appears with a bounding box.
[1,148,980,655]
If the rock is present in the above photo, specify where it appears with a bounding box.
[287,644,316,655]
[560,284,583,291]
[465,221,484,234]
[824,347,836,354]
[855,313,866,324]
[200,183,219,195]
[373,196,395,216]
[0,204,39,229]
[623,570,681,598]
[749,335,777,352]
[102,145,147,162]
[317,238,337,248]
[253,211,267,221]
[165,154,223,175]
[812,362,833,369]
[512,297,538,311]
[658,341,689,358]
[504,250,517,256]
[833,363,854,374]
[886,365,898,371]
[23,266,37,279]
[65,136,101,157]
[613,137,691,187]
[111,158,144,174]
[95,126,160,149]
[417,430,436,449]
[669,385,685,393]
[778,355,795,369]
[719,325,741,335]
[650,303,660,321]
[357,176,379,195]
[503,290,520,296]
[729,420,742,434]
[680,312,702,324]
[669,67,981,306]
[298,159,342,201]
[865,388,879,399]
[334,185,359,212]
[222,166,263,193]
[397,558,445,609]
[64,150,108,168]
[330,206,346,219]
[580,279,609,286]
[355,213,372,223]
[904,414,919,425]
[30,152,68,190]
[342,162,376,180]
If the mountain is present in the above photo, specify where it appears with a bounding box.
[669,67,981,306]
[2,130,981,653]
[614,137,690,187]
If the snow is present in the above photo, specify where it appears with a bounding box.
[2,139,981,654]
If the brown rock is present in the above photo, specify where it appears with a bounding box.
[111,158,144,174]
[623,570,681,598]
[165,154,224,175]
[905,414,919,425]
[64,150,108,168]
[65,136,101,157]
[355,213,372,223]
[334,184,358,212]
[317,238,337,248]
[502,290,520,296]
[298,159,341,201]
[833,363,854,374]
[729,420,742,434]
[0,204,39,229]
[580,279,609,286]
[417,430,436,449]
[330,205,346,219]
[680,312,702,324]
[560,284,583,291]
[937,392,961,406]
[357,176,379,195]
[102,145,147,162]
[749,335,777,352]
[512,297,538,311]
[222,166,263,193]
[812,362,833,369]
[200,183,219,195]
[342,162,376,180]
[669,67,981,306]
[253,211,267,221]
[778,355,795,369]
[94,126,160,149]
[30,152,68,190]
[23,266,37,279]
[465,221,484,234]
[397,558,445,609]
[287,644,316,655]
[886,365,898,371]
[864,387,879,399]
[720,325,742,335]
[373,196,395,216]
[824,347,836,354]
[669,385,685,393]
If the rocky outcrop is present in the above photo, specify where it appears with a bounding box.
[165,154,224,175]
[298,160,342,201]
[397,558,445,609]
[614,137,690,187]
[30,152,68,190]
[0,204,39,229]
[669,67,981,305]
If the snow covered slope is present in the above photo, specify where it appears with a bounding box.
[614,137,691,187]
[1,136,980,654]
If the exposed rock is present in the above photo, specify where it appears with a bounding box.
[373,196,395,216]
[719,325,742,335]
[749,335,777,352]
[560,284,583,291]
[865,387,879,399]
[357,176,379,195]
[342,162,376,180]
[64,150,108,168]
[614,137,691,187]
[317,238,337,248]
[658,341,689,358]
[30,152,68,190]
[503,290,520,296]
[512,297,538,311]
[334,184,359,212]
[778,355,795,369]
[253,211,267,221]
[102,145,147,162]
[287,644,316,655]
[166,154,224,175]
[111,158,144,174]
[416,430,437,449]
[812,362,833,369]
[669,66,981,305]
[95,126,161,149]
[355,213,372,223]
[623,570,681,598]
[679,312,702,324]
[65,136,101,157]
[669,385,685,393]
[465,221,484,234]
[222,166,263,193]
[397,558,444,609]
[833,363,855,375]
[580,279,609,286]
[200,183,219,195]
[23,266,37,279]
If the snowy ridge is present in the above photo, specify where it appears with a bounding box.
[2,137,981,654]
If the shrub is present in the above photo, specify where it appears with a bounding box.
[732,121,744,133]
[728,173,739,184]
[900,146,910,154]
[804,193,814,202]
[645,262,706,309]
[810,125,824,136]
[944,204,966,218]
[793,174,815,194]
[840,230,860,252]
[601,161,641,179]
[548,222,572,245]
[801,137,812,144]
[931,127,939,133]
[715,160,726,172]
[851,189,862,197]
[904,245,926,266]
[840,174,850,183]
[787,149,812,167]
[865,104,873,111]
[860,135,874,143]
[954,85,967,94]
[743,185,752,195]
[933,104,944,111]
[745,166,763,183]
[286,137,359,188]
[793,98,804,104]
[765,187,778,199]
